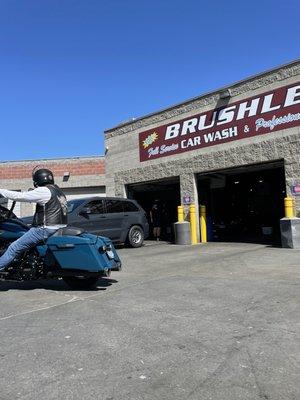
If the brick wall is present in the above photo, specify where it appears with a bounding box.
[0,156,106,216]
[0,157,105,180]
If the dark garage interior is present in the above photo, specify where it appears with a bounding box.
[127,177,180,241]
[126,161,286,245]
[197,161,286,245]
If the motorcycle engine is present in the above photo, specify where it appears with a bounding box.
[4,248,44,280]
[17,251,44,280]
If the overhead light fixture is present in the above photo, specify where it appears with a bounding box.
[63,171,70,182]
[219,89,232,99]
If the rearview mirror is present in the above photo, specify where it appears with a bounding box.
[0,195,6,205]
[79,208,92,217]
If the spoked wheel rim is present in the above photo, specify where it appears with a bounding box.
[131,229,142,244]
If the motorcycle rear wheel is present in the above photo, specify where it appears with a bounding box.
[63,276,99,290]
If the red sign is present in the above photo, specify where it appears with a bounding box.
[139,82,300,162]
[292,185,300,195]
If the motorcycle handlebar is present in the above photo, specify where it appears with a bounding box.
[8,201,16,218]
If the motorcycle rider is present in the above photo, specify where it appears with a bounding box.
[0,168,67,273]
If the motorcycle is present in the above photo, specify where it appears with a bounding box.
[0,200,122,289]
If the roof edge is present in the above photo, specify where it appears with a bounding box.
[0,155,105,165]
[104,59,300,134]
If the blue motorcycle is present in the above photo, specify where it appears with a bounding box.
[0,202,121,289]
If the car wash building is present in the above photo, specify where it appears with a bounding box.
[105,60,300,244]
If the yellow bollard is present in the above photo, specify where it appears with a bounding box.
[284,197,295,218]
[189,204,198,244]
[200,205,207,243]
[177,205,184,222]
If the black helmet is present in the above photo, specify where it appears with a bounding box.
[32,168,54,187]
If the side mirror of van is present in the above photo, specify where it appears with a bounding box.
[79,208,92,217]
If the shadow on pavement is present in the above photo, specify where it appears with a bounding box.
[0,277,118,292]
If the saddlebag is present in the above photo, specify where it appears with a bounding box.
[46,233,121,272]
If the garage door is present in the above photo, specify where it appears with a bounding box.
[63,186,106,201]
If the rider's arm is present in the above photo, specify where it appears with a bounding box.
[0,187,51,205]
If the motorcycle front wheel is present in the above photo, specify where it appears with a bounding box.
[63,276,99,290]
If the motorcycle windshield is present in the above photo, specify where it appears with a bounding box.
[0,206,13,221]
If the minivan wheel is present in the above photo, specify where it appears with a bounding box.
[127,225,144,248]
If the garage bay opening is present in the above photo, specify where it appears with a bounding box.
[127,177,180,241]
[197,161,286,245]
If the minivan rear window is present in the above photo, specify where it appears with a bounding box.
[105,200,124,213]
[123,201,139,212]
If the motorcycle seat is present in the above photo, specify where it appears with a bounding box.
[53,227,85,236]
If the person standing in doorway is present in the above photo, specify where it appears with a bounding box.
[150,200,162,241]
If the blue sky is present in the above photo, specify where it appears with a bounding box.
[0,0,299,161]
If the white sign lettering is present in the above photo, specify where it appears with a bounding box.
[164,84,300,140]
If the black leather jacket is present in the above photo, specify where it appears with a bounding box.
[33,185,67,227]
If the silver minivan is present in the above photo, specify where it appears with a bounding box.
[66,197,149,247]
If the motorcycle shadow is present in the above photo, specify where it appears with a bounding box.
[0,277,118,292]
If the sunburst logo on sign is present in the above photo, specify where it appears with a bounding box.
[142,132,158,149]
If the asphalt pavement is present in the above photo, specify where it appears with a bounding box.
[0,241,299,400]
